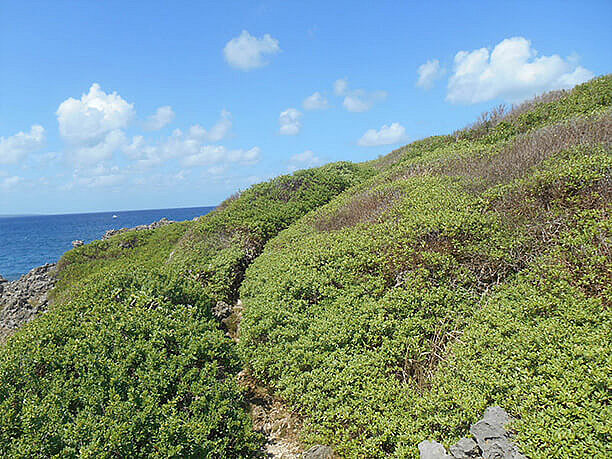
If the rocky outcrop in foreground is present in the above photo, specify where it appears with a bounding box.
[419,406,526,459]
[0,264,56,342]
[102,217,175,240]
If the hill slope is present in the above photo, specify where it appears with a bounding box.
[0,76,610,458]
[239,75,611,458]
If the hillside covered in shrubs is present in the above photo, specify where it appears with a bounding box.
[0,76,610,458]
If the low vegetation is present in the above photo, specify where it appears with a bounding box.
[0,76,610,458]
[0,162,372,457]
[239,76,612,457]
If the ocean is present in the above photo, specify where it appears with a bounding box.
[0,206,215,281]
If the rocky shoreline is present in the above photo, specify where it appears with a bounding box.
[101,217,175,240]
[0,264,56,342]
[0,217,176,341]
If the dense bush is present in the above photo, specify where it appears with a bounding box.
[239,76,612,457]
[0,160,373,457]
[167,161,374,303]
[0,269,263,457]
[0,76,609,458]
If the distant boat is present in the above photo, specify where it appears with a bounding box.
[112,215,118,219]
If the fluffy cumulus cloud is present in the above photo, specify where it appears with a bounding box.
[187,110,232,142]
[56,83,134,164]
[447,37,594,104]
[223,30,281,71]
[124,109,258,171]
[303,92,329,110]
[72,129,127,165]
[333,78,387,112]
[358,122,408,147]
[0,125,46,164]
[416,59,445,89]
[279,108,302,135]
[143,105,175,130]
[181,146,260,167]
[288,150,323,172]
[57,83,134,143]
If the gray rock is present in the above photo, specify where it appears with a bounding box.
[72,240,84,248]
[302,444,334,459]
[0,263,56,341]
[450,437,480,458]
[102,217,175,240]
[470,407,525,459]
[419,440,452,459]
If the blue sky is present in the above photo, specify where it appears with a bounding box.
[1,0,610,214]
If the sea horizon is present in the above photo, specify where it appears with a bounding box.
[0,204,217,218]
[0,205,215,281]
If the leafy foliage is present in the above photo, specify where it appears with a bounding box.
[0,76,610,458]
[168,162,374,303]
[0,269,262,457]
[239,76,612,457]
[0,161,372,457]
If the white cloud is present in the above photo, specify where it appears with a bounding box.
[57,83,134,143]
[207,165,227,175]
[279,108,302,135]
[57,83,134,164]
[303,92,329,110]
[446,37,594,104]
[124,110,257,172]
[124,135,164,169]
[188,110,232,142]
[343,90,387,112]
[143,105,175,130]
[333,78,387,112]
[334,78,349,96]
[71,129,127,165]
[181,146,260,167]
[358,122,408,147]
[288,150,323,171]
[0,125,45,164]
[416,59,445,89]
[1,176,23,190]
[77,174,126,188]
[223,30,281,71]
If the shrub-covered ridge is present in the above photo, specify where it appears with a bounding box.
[239,76,612,457]
[0,162,372,457]
[0,76,609,458]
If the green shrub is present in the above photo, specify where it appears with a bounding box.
[0,269,262,457]
[239,76,612,457]
[1,76,610,458]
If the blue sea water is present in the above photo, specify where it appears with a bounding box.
[0,206,214,281]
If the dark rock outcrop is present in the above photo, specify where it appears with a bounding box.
[469,406,526,459]
[450,438,480,458]
[419,407,526,459]
[102,217,175,240]
[0,264,56,341]
[0,275,8,295]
